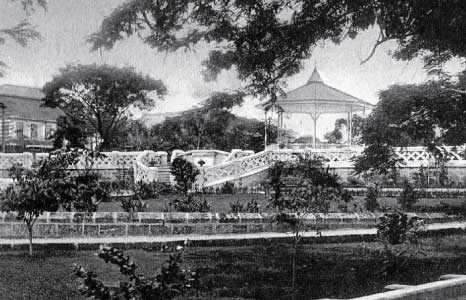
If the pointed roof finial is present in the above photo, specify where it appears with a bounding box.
[307,65,323,84]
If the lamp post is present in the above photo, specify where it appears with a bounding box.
[0,102,6,153]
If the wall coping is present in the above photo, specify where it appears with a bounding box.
[344,275,466,300]
[0,211,457,224]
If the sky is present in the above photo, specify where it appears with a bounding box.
[1,0,464,140]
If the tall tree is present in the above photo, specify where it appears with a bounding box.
[0,0,46,76]
[148,93,280,153]
[43,64,167,150]
[354,73,466,175]
[324,115,365,145]
[89,0,466,100]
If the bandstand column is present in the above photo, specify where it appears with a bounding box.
[277,111,284,144]
[264,110,268,148]
[348,106,353,147]
[310,112,320,149]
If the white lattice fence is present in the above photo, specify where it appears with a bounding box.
[199,146,466,187]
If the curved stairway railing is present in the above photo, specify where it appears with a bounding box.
[199,146,466,187]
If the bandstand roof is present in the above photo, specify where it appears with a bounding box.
[258,67,374,114]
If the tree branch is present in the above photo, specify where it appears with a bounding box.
[360,27,393,65]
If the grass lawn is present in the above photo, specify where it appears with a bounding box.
[98,194,466,213]
[2,235,466,299]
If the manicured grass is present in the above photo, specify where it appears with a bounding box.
[2,236,466,299]
[98,194,466,213]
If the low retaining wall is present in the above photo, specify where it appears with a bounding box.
[321,274,466,300]
[0,212,458,239]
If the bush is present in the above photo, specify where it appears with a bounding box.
[170,194,210,212]
[133,180,160,200]
[170,157,200,195]
[377,212,424,245]
[397,180,419,210]
[364,185,379,212]
[230,197,261,213]
[66,173,111,212]
[74,245,201,300]
[120,197,148,221]
[346,175,365,187]
[221,181,235,194]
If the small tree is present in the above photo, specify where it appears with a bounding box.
[269,155,350,298]
[0,176,59,256]
[170,157,200,195]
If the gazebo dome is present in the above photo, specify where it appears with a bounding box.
[275,67,373,114]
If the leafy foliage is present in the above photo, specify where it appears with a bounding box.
[133,180,161,200]
[149,92,278,153]
[324,115,365,145]
[364,184,380,212]
[0,148,96,255]
[397,180,419,211]
[43,64,167,150]
[0,175,58,256]
[120,197,148,220]
[0,0,45,77]
[90,1,466,101]
[356,76,466,174]
[353,144,403,177]
[269,156,351,234]
[230,197,261,213]
[377,212,425,245]
[170,157,200,195]
[74,245,200,300]
[170,194,210,213]
[220,181,235,194]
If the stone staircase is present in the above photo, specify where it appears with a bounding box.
[157,165,171,184]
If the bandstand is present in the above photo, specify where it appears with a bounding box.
[258,67,374,148]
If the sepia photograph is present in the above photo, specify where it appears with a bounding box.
[1,1,466,299]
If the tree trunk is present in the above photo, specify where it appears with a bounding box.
[27,224,33,257]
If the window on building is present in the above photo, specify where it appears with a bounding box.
[45,125,55,139]
[16,121,23,139]
[30,123,38,139]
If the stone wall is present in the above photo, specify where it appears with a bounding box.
[0,212,456,239]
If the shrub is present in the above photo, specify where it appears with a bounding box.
[133,180,160,200]
[364,185,379,212]
[397,180,419,210]
[120,197,148,221]
[221,181,235,194]
[66,173,111,212]
[171,194,210,212]
[230,197,261,213]
[170,157,200,195]
[377,212,424,245]
[74,245,201,300]
[346,175,365,187]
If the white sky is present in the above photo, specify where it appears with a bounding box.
[1,0,464,140]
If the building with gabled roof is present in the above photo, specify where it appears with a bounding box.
[0,84,64,151]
